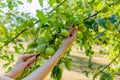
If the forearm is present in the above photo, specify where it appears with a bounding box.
[0,75,14,80]
[4,70,17,79]
[23,44,70,80]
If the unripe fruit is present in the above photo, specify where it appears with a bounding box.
[28,20,34,27]
[78,26,87,32]
[61,29,69,37]
[45,47,55,56]
[44,32,53,42]
[101,4,110,13]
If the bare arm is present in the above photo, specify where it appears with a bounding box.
[23,27,77,80]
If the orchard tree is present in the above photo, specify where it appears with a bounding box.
[0,0,120,80]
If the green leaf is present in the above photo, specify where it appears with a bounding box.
[0,25,7,36]
[100,72,113,80]
[51,65,63,80]
[49,0,56,6]
[93,22,98,31]
[17,1,23,5]
[36,10,47,24]
[95,32,105,39]
[64,58,72,70]
[84,20,95,29]
[1,53,9,60]
[56,66,63,80]
[7,67,12,72]
[0,37,6,42]
[37,37,47,44]
[96,18,107,29]
[13,46,20,53]
[0,2,6,8]
[83,71,89,77]
[56,0,62,3]
[10,54,14,61]
[3,62,10,69]
[18,43,24,50]
[7,1,14,10]
[27,19,34,27]
[109,14,117,24]
[27,42,38,49]
[37,44,46,53]
[27,0,33,3]
[39,0,43,7]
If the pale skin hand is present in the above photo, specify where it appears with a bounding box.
[5,54,38,79]
[23,26,77,80]
[61,25,77,47]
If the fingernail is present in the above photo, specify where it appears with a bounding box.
[33,56,36,59]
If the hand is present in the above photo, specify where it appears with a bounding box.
[5,54,38,79]
[61,25,77,47]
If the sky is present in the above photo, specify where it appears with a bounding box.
[20,0,48,15]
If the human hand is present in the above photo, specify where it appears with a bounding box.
[61,24,77,47]
[5,54,39,79]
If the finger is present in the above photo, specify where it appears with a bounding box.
[24,56,36,67]
[68,24,74,36]
[70,28,77,40]
[21,54,38,60]
[36,54,40,58]
[26,62,34,69]
[25,56,39,69]
[73,28,77,36]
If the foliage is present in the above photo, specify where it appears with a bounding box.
[0,0,120,80]
[100,71,113,80]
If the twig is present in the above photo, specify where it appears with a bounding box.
[48,0,67,14]
[83,2,115,21]
[83,10,101,21]
[93,53,120,80]
[0,28,28,49]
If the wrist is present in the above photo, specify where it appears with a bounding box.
[4,71,16,79]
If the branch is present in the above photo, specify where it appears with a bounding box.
[83,10,101,21]
[48,0,67,14]
[0,0,67,50]
[93,53,120,80]
[83,2,115,21]
[0,28,28,49]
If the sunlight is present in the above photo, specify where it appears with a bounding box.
[20,0,48,15]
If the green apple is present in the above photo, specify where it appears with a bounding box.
[78,26,87,32]
[44,32,53,42]
[101,4,110,13]
[27,20,34,27]
[61,29,69,37]
[45,47,55,56]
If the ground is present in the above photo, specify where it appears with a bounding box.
[0,43,120,80]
